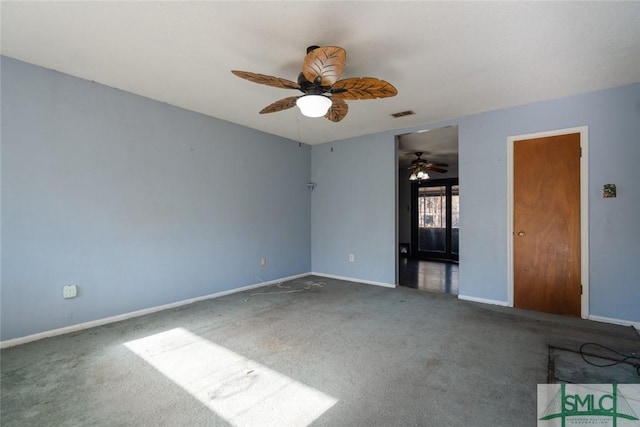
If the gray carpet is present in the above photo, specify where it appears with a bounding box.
[2,276,639,426]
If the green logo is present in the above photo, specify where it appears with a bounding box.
[539,384,639,426]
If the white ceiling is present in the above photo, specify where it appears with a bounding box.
[398,126,459,178]
[2,1,639,147]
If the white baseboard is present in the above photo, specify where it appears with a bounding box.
[0,273,310,349]
[456,297,639,331]
[310,272,396,289]
[457,294,509,307]
[588,314,640,331]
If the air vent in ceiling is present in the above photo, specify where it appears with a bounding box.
[391,110,415,118]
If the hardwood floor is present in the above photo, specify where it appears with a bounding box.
[398,258,459,295]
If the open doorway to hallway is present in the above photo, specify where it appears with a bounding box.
[397,125,459,295]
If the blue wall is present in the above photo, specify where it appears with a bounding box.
[458,83,640,322]
[311,83,640,323]
[310,134,396,285]
[1,57,311,340]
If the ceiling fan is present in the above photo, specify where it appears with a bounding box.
[408,152,448,181]
[231,45,398,122]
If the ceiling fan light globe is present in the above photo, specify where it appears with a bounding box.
[409,173,417,181]
[296,95,332,118]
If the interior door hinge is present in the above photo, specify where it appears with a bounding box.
[580,285,583,295]
[580,147,582,157]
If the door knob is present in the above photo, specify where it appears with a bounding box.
[517,230,525,237]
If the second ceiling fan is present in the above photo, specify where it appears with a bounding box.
[408,152,448,181]
[232,45,398,122]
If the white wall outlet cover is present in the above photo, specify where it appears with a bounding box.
[63,284,77,299]
[260,258,266,266]
[349,254,355,262]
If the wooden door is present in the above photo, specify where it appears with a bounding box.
[514,133,581,316]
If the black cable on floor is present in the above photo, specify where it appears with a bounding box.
[579,342,640,375]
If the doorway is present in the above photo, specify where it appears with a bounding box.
[397,125,459,293]
[507,127,589,318]
[411,179,459,262]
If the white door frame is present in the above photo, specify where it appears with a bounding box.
[506,126,589,318]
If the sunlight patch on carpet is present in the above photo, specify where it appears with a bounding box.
[125,328,337,426]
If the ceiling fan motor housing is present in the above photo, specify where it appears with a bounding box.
[297,72,330,96]
[297,72,322,94]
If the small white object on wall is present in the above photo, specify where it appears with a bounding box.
[63,284,77,299]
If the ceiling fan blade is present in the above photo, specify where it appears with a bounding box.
[259,96,299,114]
[426,165,448,174]
[331,77,398,100]
[325,98,348,122]
[302,46,346,87]
[231,70,300,90]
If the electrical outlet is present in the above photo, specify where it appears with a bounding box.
[63,284,77,299]
[349,254,355,262]
[260,257,266,267]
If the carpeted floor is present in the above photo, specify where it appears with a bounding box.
[2,275,638,426]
